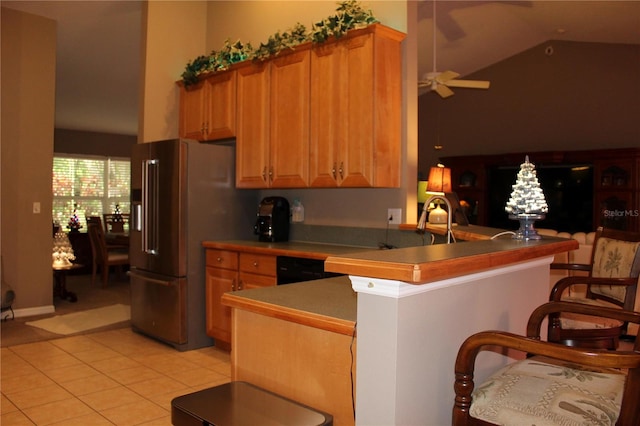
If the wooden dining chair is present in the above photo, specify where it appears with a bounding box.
[548,227,640,349]
[103,213,129,233]
[453,301,640,426]
[86,220,129,287]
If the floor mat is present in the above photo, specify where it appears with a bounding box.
[25,304,130,335]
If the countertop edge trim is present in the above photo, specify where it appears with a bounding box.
[349,256,554,297]
[326,239,578,284]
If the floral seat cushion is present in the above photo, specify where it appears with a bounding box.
[470,355,625,426]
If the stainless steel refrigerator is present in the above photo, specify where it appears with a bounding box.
[129,139,257,351]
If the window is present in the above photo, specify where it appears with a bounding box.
[53,155,130,230]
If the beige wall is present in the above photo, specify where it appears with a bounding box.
[1,8,57,313]
[204,1,417,226]
[139,1,208,143]
[140,0,418,226]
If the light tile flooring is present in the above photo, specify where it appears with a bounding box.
[1,329,231,425]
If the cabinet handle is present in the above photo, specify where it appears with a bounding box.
[231,279,235,291]
[204,122,209,135]
[238,280,243,291]
[332,163,337,179]
[339,161,344,180]
[269,167,274,182]
[216,257,223,263]
[253,261,258,267]
[262,167,267,182]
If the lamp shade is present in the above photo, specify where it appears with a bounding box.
[426,166,452,193]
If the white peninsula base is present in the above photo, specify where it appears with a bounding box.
[350,256,553,426]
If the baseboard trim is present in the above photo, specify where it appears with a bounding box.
[11,305,55,319]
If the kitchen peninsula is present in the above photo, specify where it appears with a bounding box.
[220,235,577,426]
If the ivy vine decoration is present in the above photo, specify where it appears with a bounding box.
[310,0,378,43]
[181,0,378,86]
[252,22,308,61]
[182,39,253,86]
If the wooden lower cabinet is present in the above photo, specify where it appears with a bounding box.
[205,266,236,345]
[238,252,277,289]
[205,249,276,347]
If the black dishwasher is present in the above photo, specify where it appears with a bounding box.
[276,256,343,285]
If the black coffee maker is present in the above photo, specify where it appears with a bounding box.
[254,196,290,242]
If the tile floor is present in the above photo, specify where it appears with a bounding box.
[1,328,231,425]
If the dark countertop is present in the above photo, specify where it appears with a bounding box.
[221,275,357,335]
[202,239,375,260]
[325,236,579,284]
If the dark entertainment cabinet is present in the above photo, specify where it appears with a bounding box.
[441,148,640,233]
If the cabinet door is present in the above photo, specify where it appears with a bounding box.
[179,80,208,141]
[310,41,344,187]
[340,32,375,187]
[239,272,277,290]
[236,62,271,188]
[179,72,236,142]
[270,49,310,188]
[206,71,237,140]
[311,35,374,187]
[205,266,237,343]
[310,27,403,188]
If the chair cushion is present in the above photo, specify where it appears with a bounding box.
[591,238,640,302]
[558,297,624,330]
[470,355,625,426]
[107,252,129,262]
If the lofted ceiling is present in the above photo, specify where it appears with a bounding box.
[2,1,639,136]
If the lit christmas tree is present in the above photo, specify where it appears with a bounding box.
[67,204,83,232]
[113,204,123,222]
[505,156,548,240]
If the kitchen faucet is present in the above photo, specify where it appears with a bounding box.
[417,195,455,244]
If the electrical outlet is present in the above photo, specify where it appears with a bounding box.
[33,202,41,214]
[387,208,402,225]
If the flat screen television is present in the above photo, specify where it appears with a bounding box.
[487,164,593,233]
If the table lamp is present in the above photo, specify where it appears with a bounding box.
[426,165,452,224]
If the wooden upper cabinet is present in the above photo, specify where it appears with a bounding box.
[236,49,310,188]
[269,49,310,188]
[236,61,271,188]
[310,24,405,188]
[181,24,405,189]
[178,71,236,141]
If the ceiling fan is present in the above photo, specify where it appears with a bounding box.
[418,1,490,98]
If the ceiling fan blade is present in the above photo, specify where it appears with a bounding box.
[445,79,491,89]
[435,84,454,98]
[418,80,433,89]
[436,70,460,83]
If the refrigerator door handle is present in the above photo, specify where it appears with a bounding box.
[132,202,142,232]
[142,159,159,255]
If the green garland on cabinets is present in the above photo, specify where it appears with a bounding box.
[181,0,378,86]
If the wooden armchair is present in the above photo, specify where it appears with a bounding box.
[453,301,640,426]
[87,220,129,287]
[549,227,640,349]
